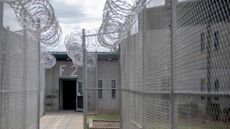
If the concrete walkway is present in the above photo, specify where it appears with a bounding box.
[40,112,83,129]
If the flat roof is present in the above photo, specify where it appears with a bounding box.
[51,52,119,61]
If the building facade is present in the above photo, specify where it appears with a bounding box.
[45,52,120,113]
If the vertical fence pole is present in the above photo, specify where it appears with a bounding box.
[141,5,146,129]
[206,15,211,105]
[118,44,123,129]
[36,19,41,129]
[95,51,98,115]
[169,0,176,129]
[22,18,27,129]
[82,29,88,129]
[4,26,10,129]
[0,3,3,129]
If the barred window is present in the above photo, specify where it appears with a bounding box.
[200,79,205,92]
[98,80,102,99]
[200,33,205,52]
[214,31,220,51]
[214,79,219,92]
[201,79,205,100]
[111,80,116,99]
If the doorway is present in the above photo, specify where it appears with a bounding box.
[61,79,77,110]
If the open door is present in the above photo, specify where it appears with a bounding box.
[77,81,83,112]
[61,79,77,110]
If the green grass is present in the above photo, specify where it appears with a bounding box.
[88,112,120,122]
[146,120,230,129]
[177,120,230,129]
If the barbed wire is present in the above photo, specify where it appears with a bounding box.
[64,0,150,54]
[40,47,56,69]
[97,0,148,50]
[4,0,62,68]
[64,31,99,68]
[87,54,96,67]
[64,31,83,66]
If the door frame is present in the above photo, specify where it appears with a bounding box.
[59,78,78,110]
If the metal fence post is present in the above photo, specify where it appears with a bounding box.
[0,3,3,129]
[4,26,10,129]
[118,44,123,129]
[22,19,27,129]
[169,0,176,129]
[95,51,98,115]
[141,6,146,129]
[82,29,88,129]
[36,19,41,129]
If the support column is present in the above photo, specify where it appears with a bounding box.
[36,19,41,129]
[95,51,98,114]
[168,0,176,129]
[82,29,88,129]
[0,5,4,129]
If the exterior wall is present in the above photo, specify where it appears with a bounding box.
[97,60,120,113]
[45,61,83,111]
[45,54,120,113]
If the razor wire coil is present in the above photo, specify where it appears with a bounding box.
[4,0,62,68]
[97,0,148,50]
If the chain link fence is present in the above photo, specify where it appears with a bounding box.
[1,0,230,129]
[120,0,230,129]
[0,3,45,129]
[85,52,121,129]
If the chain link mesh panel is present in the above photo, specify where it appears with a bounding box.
[120,0,230,129]
[173,0,230,129]
[0,3,44,129]
[86,52,121,129]
[120,1,171,128]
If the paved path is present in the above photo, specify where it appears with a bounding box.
[40,112,83,129]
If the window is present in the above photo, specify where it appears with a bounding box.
[214,79,219,92]
[98,80,102,99]
[214,79,220,102]
[200,79,205,92]
[200,79,205,100]
[215,97,219,101]
[78,82,83,96]
[201,96,205,100]
[111,80,116,99]
[214,31,220,51]
[200,33,205,52]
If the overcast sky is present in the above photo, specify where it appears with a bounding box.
[50,0,106,51]
[52,0,105,30]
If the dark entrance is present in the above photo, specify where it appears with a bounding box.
[62,80,76,110]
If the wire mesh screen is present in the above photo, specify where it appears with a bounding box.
[86,52,121,129]
[173,0,230,129]
[120,0,230,129]
[0,4,44,129]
